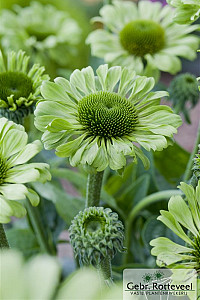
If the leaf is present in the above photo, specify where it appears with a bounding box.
[32,181,85,227]
[104,163,137,198]
[51,167,87,193]
[142,216,186,253]
[154,142,190,185]
[6,228,40,259]
[117,174,150,214]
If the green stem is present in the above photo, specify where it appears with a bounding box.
[26,200,55,255]
[85,171,104,207]
[183,121,200,182]
[98,256,114,285]
[0,223,9,249]
[123,189,181,264]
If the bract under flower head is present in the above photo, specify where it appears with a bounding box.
[0,50,49,124]
[35,64,182,172]
[150,181,200,274]
[86,0,200,78]
[0,2,81,72]
[0,118,51,223]
[167,0,200,24]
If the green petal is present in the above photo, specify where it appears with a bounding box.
[96,64,108,91]
[158,210,193,245]
[46,118,79,133]
[150,237,193,255]
[26,188,40,206]
[153,53,182,74]
[1,129,27,159]
[41,81,76,109]
[179,182,200,230]
[7,140,42,167]
[80,139,99,166]
[69,138,91,167]
[129,76,155,103]
[6,166,40,183]
[56,134,86,158]
[0,184,28,200]
[92,139,108,171]
[107,140,126,170]
[168,195,199,236]
[118,67,136,97]
[132,145,150,169]
[105,66,121,92]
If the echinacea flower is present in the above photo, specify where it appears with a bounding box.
[167,0,200,24]
[0,50,49,124]
[0,1,81,75]
[87,0,199,77]
[150,181,200,274]
[0,118,51,223]
[34,64,182,172]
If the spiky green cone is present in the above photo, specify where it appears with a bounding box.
[69,207,125,265]
[168,73,199,123]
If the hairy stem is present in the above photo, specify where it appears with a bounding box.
[98,256,114,285]
[26,200,55,255]
[86,171,104,207]
[0,223,9,249]
[123,189,182,264]
[183,121,200,182]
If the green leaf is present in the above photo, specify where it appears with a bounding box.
[142,216,184,252]
[32,181,84,227]
[51,167,87,193]
[104,163,137,198]
[6,228,40,259]
[154,142,190,185]
[117,174,150,214]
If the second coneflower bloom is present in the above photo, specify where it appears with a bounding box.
[87,0,199,77]
[0,50,49,123]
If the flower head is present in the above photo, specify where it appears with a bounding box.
[69,207,125,265]
[0,118,51,223]
[0,50,49,124]
[150,181,200,274]
[168,73,200,123]
[34,64,182,172]
[86,0,199,77]
[0,2,81,74]
[167,0,200,24]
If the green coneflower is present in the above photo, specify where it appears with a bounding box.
[167,0,200,24]
[0,50,49,124]
[0,2,81,72]
[86,0,199,78]
[150,181,200,274]
[34,64,182,172]
[0,118,51,223]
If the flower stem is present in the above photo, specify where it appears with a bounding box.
[98,256,114,285]
[183,121,200,182]
[0,223,9,249]
[85,171,104,207]
[123,189,181,264]
[26,200,55,255]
